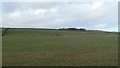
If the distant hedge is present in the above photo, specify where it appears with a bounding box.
[58,28,86,31]
[2,28,9,36]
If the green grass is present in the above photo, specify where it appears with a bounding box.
[0,28,2,66]
[2,28,118,66]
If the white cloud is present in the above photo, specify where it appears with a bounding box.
[2,2,118,31]
[35,9,47,15]
[49,8,59,14]
[95,23,107,30]
[8,10,22,20]
[2,0,119,2]
[92,1,103,11]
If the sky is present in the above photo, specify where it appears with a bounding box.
[1,0,119,32]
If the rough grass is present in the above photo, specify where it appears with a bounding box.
[2,28,118,66]
[0,28,2,66]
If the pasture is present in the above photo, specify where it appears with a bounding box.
[2,28,118,66]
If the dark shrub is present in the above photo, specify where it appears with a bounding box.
[67,28,77,30]
[79,28,86,31]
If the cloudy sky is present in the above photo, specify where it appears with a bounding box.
[1,0,118,32]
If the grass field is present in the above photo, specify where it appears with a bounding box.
[2,28,118,66]
[0,28,2,66]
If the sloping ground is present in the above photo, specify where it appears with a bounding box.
[2,28,118,66]
[0,28,2,35]
[0,28,2,66]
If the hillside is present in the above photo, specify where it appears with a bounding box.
[2,28,118,66]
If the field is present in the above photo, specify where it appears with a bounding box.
[2,28,118,66]
[0,28,2,66]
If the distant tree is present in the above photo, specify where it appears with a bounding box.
[79,28,86,31]
[58,28,86,31]
[67,28,77,30]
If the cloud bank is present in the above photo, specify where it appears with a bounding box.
[2,1,118,31]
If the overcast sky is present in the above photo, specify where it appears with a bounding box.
[1,0,119,32]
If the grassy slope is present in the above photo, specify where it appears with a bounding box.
[2,28,118,66]
[0,28,2,66]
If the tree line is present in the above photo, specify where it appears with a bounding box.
[58,28,86,31]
